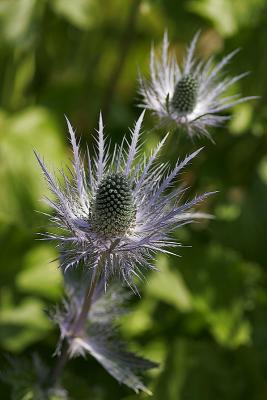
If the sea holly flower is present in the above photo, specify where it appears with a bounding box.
[35,111,212,292]
[139,32,257,139]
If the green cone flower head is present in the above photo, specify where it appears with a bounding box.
[171,74,199,115]
[91,173,136,238]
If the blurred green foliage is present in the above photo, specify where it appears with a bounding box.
[1,0,267,398]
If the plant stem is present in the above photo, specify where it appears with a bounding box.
[49,341,69,388]
[72,268,100,336]
[50,264,102,387]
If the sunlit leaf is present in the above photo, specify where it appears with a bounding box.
[0,297,52,351]
[50,0,99,30]
[146,254,193,312]
[0,107,66,228]
[16,244,62,300]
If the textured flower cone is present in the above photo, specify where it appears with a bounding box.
[171,74,198,115]
[91,173,136,238]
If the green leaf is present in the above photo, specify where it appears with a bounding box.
[155,338,267,400]
[0,297,52,351]
[0,0,43,46]
[179,244,261,347]
[50,0,99,30]
[16,244,62,300]
[188,0,266,36]
[146,254,193,311]
[0,107,66,228]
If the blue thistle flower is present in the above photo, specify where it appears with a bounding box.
[35,111,212,291]
[139,32,257,139]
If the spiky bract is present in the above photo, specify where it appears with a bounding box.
[139,32,256,139]
[36,111,211,290]
[54,270,157,394]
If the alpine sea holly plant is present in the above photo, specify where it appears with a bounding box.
[1,31,254,398]
[32,110,213,394]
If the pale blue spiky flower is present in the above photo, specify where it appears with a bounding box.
[139,32,256,139]
[35,111,211,290]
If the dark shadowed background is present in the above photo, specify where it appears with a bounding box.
[1,0,267,399]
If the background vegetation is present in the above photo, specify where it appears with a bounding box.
[1,0,267,398]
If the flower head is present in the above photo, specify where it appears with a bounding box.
[36,111,211,291]
[139,32,256,139]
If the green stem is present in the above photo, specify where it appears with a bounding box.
[72,267,100,336]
